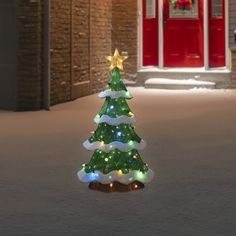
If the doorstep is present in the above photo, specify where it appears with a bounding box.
[145,78,216,90]
[136,67,231,89]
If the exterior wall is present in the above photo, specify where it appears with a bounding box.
[229,0,236,88]
[17,0,44,110]
[11,0,235,111]
[50,0,72,105]
[50,0,112,105]
[112,0,138,80]
[71,0,90,99]
[90,0,112,93]
[15,0,113,110]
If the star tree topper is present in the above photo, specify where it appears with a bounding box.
[106,48,128,71]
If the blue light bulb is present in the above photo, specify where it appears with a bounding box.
[109,105,115,110]
[116,131,122,137]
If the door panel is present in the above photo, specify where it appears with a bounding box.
[209,0,225,67]
[163,0,204,67]
[143,0,158,66]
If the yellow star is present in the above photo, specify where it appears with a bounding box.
[106,48,128,71]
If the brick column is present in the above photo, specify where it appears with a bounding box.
[17,0,44,110]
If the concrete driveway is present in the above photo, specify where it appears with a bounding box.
[0,88,236,236]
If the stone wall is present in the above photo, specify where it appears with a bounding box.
[112,0,138,80]
[17,0,44,110]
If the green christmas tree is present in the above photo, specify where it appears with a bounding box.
[78,49,154,192]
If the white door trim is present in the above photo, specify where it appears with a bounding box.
[204,0,209,69]
[158,0,164,68]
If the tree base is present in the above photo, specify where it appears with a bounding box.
[88,181,144,193]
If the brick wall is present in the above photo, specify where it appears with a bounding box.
[112,0,138,80]
[17,0,44,110]
[50,0,72,105]
[15,0,130,111]
[71,0,90,99]
[50,0,112,105]
[16,0,130,110]
[90,0,112,93]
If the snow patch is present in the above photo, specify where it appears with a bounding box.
[94,114,136,125]
[77,168,154,184]
[145,78,215,86]
[99,89,133,99]
[83,140,146,153]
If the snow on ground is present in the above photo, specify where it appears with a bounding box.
[0,87,236,236]
[145,78,215,85]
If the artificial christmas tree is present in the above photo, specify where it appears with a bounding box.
[77,49,154,192]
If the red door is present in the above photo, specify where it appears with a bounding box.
[143,0,158,66]
[209,0,225,67]
[163,0,204,67]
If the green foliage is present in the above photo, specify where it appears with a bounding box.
[84,149,148,174]
[108,68,127,91]
[89,123,141,144]
[99,97,131,117]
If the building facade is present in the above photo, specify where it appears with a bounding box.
[0,0,236,111]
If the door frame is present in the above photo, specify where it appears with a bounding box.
[138,0,230,70]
